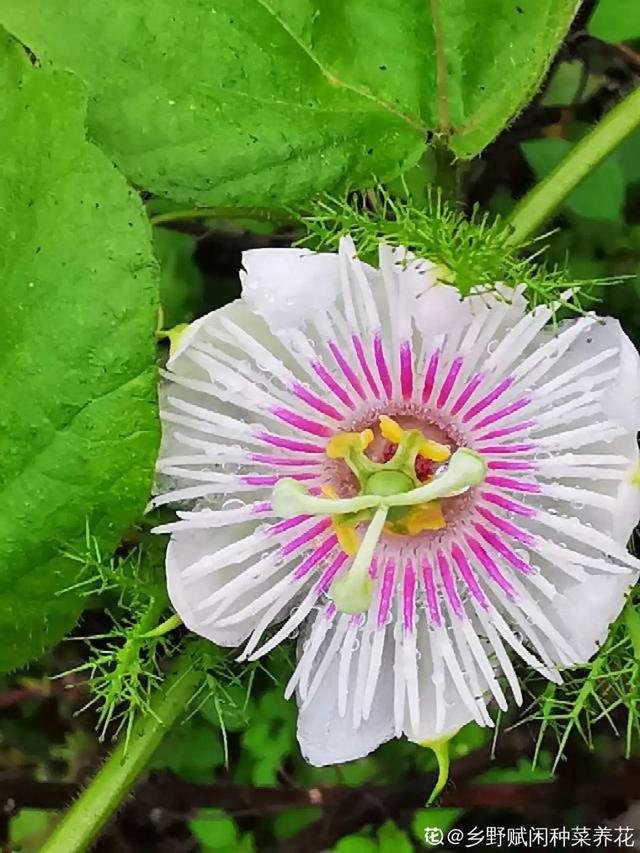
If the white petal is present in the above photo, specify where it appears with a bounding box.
[404,623,479,742]
[296,620,395,766]
[166,311,211,368]
[613,453,640,543]
[240,247,340,332]
[166,525,282,647]
[415,283,471,340]
[550,573,635,661]
[598,319,640,432]
[385,246,471,340]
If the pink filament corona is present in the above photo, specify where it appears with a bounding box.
[403,560,417,631]
[399,341,414,400]
[352,334,381,399]
[328,340,367,400]
[311,360,355,410]
[377,558,396,628]
[421,349,440,403]
[291,382,345,422]
[373,332,393,398]
[422,559,442,627]
[436,356,463,409]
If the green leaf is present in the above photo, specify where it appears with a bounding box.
[0,0,426,207]
[377,820,414,853]
[480,754,554,783]
[0,1,578,206]
[429,0,581,159]
[589,0,640,43]
[0,34,159,672]
[616,127,640,185]
[152,721,225,781]
[334,835,378,853]
[9,809,50,851]
[544,61,584,106]
[190,810,239,850]
[191,811,256,853]
[522,138,626,221]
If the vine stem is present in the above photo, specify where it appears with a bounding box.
[149,205,293,226]
[505,84,640,247]
[41,649,203,853]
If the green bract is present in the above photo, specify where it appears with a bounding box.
[0,0,579,206]
[0,34,159,672]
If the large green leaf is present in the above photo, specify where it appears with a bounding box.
[0,34,159,672]
[0,1,579,206]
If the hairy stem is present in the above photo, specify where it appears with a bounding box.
[41,648,203,853]
[506,84,640,246]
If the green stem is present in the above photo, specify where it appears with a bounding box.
[433,142,460,205]
[149,206,294,227]
[421,737,451,805]
[42,649,203,853]
[139,611,183,639]
[506,84,640,247]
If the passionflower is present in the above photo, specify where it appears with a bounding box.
[153,237,640,767]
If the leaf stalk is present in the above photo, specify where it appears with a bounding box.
[506,84,640,246]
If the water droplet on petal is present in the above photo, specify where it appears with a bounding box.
[222,498,246,511]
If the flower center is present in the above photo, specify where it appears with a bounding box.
[271,416,487,616]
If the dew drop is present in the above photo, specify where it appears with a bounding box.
[222,498,246,511]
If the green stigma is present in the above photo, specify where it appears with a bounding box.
[365,470,414,497]
[329,505,388,614]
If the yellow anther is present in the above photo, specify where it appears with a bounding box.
[326,432,359,459]
[326,429,374,459]
[321,484,340,499]
[334,521,361,556]
[321,484,363,556]
[360,428,374,451]
[403,501,446,535]
[379,415,404,444]
[419,439,451,463]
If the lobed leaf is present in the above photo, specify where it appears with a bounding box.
[0,0,580,205]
